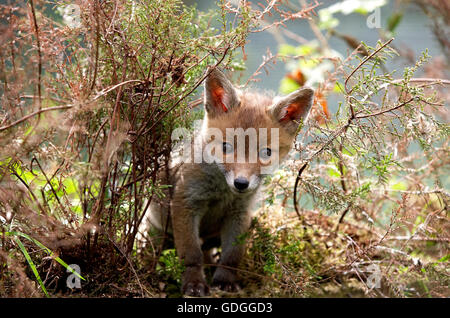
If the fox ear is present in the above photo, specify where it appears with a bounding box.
[204,68,239,117]
[270,87,314,134]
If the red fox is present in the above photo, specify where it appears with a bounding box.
[147,68,314,296]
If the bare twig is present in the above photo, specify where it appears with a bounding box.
[0,105,73,132]
[28,0,42,111]
[293,163,308,220]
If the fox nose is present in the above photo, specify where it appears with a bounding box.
[234,177,249,191]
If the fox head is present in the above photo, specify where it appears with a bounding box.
[201,68,314,194]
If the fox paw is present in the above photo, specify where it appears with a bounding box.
[182,265,210,297]
[212,279,241,293]
[182,281,210,297]
[212,267,240,292]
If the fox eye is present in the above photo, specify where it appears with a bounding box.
[259,148,271,160]
[223,142,233,154]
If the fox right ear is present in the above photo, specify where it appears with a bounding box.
[204,68,239,117]
[270,87,314,134]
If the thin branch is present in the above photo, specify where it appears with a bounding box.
[355,97,415,120]
[140,44,233,137]
[345,38,394,95]
[243,48,278,87]
[89,0,100,93]
[293,163,308,220]
[93,80,144,101]
[29,0,42,111]
[251,1,319,33]
[0,105,73,132]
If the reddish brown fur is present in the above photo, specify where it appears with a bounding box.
[146,69,314,297]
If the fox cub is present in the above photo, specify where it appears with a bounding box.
[148,68,314,296]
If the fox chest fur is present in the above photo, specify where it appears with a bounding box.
[180,162,257,235]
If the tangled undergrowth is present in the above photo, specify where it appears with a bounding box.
[0,0,448,298]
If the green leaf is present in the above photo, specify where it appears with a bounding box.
[434,254,450,265]
[387,12,403,33]
[15,237,49,298]
[278,44,298,56]
[230,61,246,71]
[318,10,339,29]
[327,166,341,178]
[62,178,79,196]
[279,77,301,95]
[6,231,86,281]
[333,82,344,93]
[354,8,369,15]
[390,180,408,191]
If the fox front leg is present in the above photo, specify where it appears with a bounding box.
[171,208,209,297]
[212,211,251,292]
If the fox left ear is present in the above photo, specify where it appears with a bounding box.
[270,87,314,134]
[204,67,240,117]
